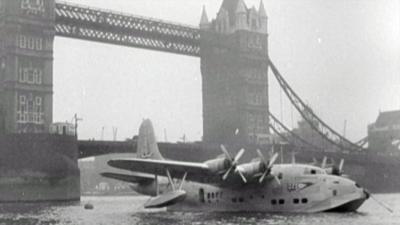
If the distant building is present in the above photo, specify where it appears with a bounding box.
[368,110,400,152]
[200,0,270,145]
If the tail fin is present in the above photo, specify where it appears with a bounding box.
[137,119,164,160]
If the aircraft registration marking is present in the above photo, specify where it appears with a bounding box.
[287,182,314,192]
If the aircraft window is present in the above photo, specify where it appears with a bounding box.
[293,198,299,204]
[301,198,308,204]
[278,173,283,179]
[232,198,237,203]
[207,193,210,199]
[271,199,277,205]
[333,190,337,196]
[211,192,215,199]
[199,188,205,203]
[355,183,361,188]
[239,197,244,203]
[279,199,285,205]
[311,169,316,174]
[333,181,340,184]
[216,192,219,198]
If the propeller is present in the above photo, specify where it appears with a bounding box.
[331,158,345,176]
[338,159,344,171]
[291,151,297,164]
[321,156,327,169]
[220,145,246,182]
[257,149,279,183]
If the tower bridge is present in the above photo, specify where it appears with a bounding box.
[0,0,273,147]
[0,0,362,152]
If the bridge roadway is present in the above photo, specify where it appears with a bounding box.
[55,1,200,57]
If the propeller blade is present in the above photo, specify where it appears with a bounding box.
[222,166,232,180]
[236,169,247,183]
[268,153,279,168]
[220,145,233,162]
[234,148,245,163]
[274,175,281,185]
[259,171,268,183]
[312,157,318,165]
[256,149,267,164]
[321,156,327,169]
[339,159,344,172]
[291,152,296,164]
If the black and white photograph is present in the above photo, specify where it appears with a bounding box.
[0,0,399,224]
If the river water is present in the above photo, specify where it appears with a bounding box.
[0,194,399,225]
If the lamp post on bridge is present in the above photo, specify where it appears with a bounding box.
[73,113,82,139]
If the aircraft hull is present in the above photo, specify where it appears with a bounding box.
[161,177,369,213]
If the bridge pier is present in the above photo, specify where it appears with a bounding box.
[0,0,80,202]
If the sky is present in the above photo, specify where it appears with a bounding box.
[53,0,400,142]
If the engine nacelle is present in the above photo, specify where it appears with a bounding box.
[236,161,266,178]
[205,157,230,173]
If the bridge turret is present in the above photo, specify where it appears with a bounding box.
[199,5,210,30]
[248,6,259,31]
[259,0,268,34]
[235,0,248,31]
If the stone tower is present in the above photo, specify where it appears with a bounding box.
[0,0,55,133]
[200,0,270,145]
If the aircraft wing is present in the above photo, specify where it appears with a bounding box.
[107,158,224,184]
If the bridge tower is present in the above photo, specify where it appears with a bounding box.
[0,0,55,133]
[200,0,270,145]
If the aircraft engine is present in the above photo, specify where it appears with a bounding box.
[235,150,279,183]
[205,145,246,182]
[320,157,345,176]
[236,160,265,177]
[205,158,231,173]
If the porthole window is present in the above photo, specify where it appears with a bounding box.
[301,198,308,204]
[293,198,299,204]
[279,199,285,205]
[271,199,277,205]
